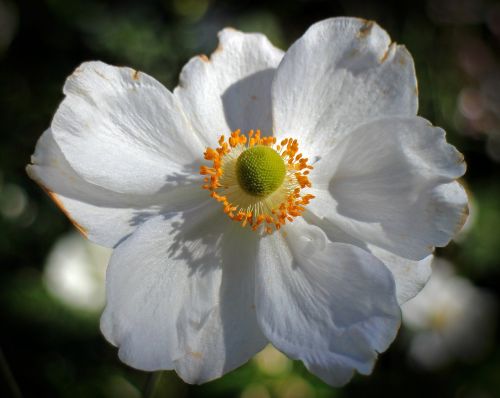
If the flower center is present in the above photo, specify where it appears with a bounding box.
[236,146,286,197]
[200,129,314,234]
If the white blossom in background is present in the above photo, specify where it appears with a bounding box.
[27,17,468,386]
[402,259,496,369]
[43,232,111,312]
[0,183,27,219]
[253,345,292,376]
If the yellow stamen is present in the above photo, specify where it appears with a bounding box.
[200,129,314,234]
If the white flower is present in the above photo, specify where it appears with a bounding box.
[43,232,111,312]
[27,17,468,386]
[402,259,495,369]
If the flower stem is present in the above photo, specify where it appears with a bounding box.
[0,347,23,398]
[143,372,161,398]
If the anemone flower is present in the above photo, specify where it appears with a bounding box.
[27,17,468,386]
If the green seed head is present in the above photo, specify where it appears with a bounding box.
[236,146,286,197]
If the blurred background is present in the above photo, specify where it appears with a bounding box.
[1,0,500,397]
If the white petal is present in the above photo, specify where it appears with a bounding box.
[272,17,418,157]
[304,212,433,305]
[366,247,433,305]
[308,116,468,261]
[174,28,284,146]
[27,129,205,247]
[255,219,400,386]
[101,207,267,383]
[51,61,204,195]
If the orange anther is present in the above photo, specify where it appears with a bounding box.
[200,129,314,234]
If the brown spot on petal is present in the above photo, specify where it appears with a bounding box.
[455,204,470,234]
[251,95,257,100]
[189,351,203,360]
[380,47,391,63]
[398,55,407,66]
[132,69,140,80]
[94,69,109,81]
[41,186,88,237]
[414,83,419,97]
[357,20,374,38]
[198,54,209,62]
[72,66,83,76]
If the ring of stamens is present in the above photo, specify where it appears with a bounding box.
[200,129,315,234]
